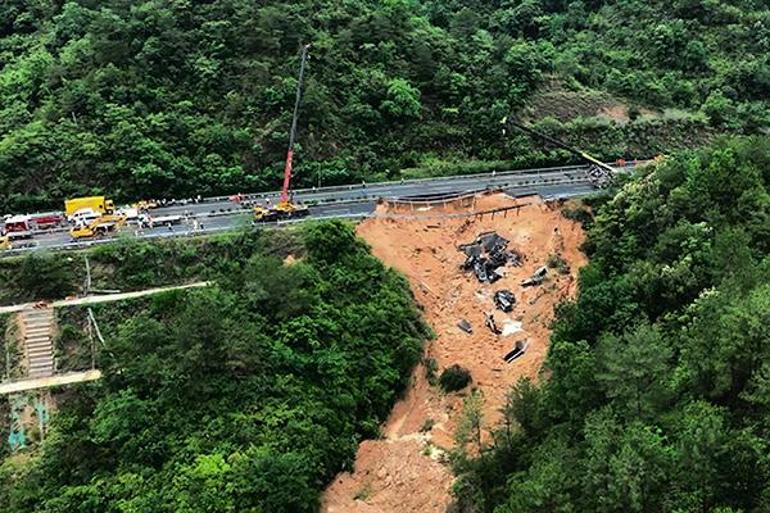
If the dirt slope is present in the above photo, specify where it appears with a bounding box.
[321,193,587,513]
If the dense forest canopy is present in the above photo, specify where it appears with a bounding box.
[0,222,431,513]
[1,0,768,210]
[452,136,770,513]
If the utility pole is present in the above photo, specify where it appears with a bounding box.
[83,254,91,295]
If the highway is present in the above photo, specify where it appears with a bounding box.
[2,163,616,256]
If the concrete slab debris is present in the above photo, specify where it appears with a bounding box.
[457,319,473,334]
[521,266,548,287]
[503,340,529,363]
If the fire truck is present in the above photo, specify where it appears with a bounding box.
[2,215,33,240]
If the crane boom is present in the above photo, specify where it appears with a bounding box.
[504,117,616,187]
[281,43,311,203]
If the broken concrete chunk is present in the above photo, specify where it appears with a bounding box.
[508,250,524,267]
[477,231,509,253]
[462,254,478,271]
[459,242,483,258]
[488,250,509,268]
[521,266,548,287]
[457,319,473,334]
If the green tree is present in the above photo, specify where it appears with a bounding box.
[380,78,422,120]
[596,323,673,419]
[582,412,671,513]
[455,390,485,453]
[174,454,234,513]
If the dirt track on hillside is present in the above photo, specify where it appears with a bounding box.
[321,193,587,513]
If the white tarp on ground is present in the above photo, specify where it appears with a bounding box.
[501,319,523,336]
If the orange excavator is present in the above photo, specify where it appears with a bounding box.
[255,44,312,223]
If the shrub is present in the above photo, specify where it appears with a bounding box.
[561,206,594,230]
[439,365,472,392]
[547,253,570,274]
[424,357,439,386]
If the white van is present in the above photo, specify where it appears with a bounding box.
[69,208,101,225]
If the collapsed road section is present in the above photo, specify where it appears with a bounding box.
[321,192,587,513]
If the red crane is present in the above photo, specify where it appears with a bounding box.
[280,43,311,204]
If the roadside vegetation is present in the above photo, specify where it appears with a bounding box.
[0,221,431,513]
[0,227,296,304]
[2,1,768,211]
[451,136,770,512]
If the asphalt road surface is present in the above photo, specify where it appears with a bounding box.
[3,163,617,255]
[150,163,595,216]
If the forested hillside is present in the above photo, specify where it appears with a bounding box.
[0,222,431,513]
[2,0,768,211]
[451,136,770,512]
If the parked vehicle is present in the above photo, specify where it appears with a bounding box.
[2,215,33,240]
[70,215,126,240]
[65,196,115,220]
[133,200,159,211]
[69,208,101,226]
[144,214,183,228]
[118,207,141,224]
[29,213,65,229]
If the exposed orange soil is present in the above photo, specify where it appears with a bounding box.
[321,193,587,513]
[598,104,657,122]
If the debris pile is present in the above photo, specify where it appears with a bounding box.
[493,290,515,312]
[459,231,523,283]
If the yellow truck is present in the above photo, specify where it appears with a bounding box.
[253,201,309,223]
[0,235,10,251]
[70,215,126,240]
[65,196,115,219]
